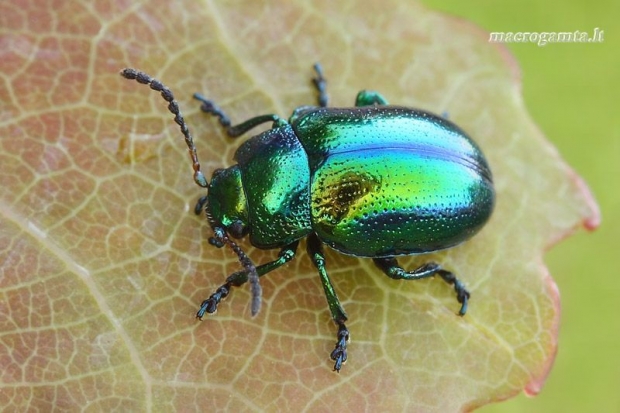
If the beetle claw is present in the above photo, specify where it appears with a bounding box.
[331,349,346,373]
[453,279,471,316]
[457,289,470,316]
[330,322,350,372]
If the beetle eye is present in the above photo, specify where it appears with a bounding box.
[228,220,245,239]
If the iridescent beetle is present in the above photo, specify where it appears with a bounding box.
[120,64,494,372]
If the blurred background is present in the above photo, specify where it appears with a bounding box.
[420,0,618,412]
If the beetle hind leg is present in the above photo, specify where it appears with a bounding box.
[373,258,470,316]
[307,233,350,372]
[354,90,390,106]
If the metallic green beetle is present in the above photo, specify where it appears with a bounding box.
[120,65,495,372]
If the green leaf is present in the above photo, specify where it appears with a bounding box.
[0,1,599,411]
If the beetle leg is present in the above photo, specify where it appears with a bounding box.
[312,63,329,107]
[306,233,349,372]
[196,241,299,318]
[193,93,283,138]
[354,90,390,106]
[373,258,471,316]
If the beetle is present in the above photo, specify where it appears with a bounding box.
[120,64,495,372]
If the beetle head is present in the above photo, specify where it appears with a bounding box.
[206,166,250,239]
[206,166,263,316]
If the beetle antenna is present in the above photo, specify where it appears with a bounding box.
[211,228,262,316]
[120,68,208,188]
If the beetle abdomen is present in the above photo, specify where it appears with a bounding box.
[311,149,493,256]
[294,106,494,257]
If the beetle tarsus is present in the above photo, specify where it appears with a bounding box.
[330,321,349,372]
[194,92,281,138]
[312,63,329,107]
[436,270,471,316]
[196,282,232,319]
[193,93,233,128]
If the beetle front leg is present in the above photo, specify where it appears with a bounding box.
[196,241,299,318]
[306,233,349,372]
[373,258,471,316]
[193,93,283,138]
